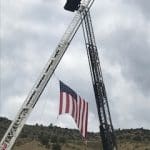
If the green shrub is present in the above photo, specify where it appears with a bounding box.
[52,143,61,150]
[51,136,58,143]
[59,137,66,144]
[39,134,49,146]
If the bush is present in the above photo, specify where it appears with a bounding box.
[51,136,58,143]
[132,135,142,141]
[39,134,49,146]
[59,137,66,144]
[52,143,61,150]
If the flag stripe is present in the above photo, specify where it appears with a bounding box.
[79,98,84,130]
[65,94,69,113]
[77,97,81,127]
[81,100,86,135]
[82,102,88,137]
[85,103,88,138]
[75,99,78,122]
[73,98,76,120]
[59,92,63,114]
[62,93,66,113]
[71,97,75,117]
[68,95,73,114]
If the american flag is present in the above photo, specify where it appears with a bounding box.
[59,81,88,138]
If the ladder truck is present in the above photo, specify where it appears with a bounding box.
[0,0,117,150]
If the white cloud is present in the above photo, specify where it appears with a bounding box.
[0,95,26,119]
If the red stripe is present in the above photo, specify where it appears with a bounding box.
[72,98,75,117]
[81,99,86,135]
[75,100,78,122]
[65,94,70,113]
[77,97,81,127]
[59,92,63,114]
[76,96,80,124]
[82,102,88,138]
[85,102,88,138]
[73,99,76,119]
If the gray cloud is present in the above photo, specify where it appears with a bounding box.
[102,28,150,95]
[125,0,150,19]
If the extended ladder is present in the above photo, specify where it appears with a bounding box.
[81,10,117,150]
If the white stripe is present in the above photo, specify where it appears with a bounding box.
[62,93,66,113]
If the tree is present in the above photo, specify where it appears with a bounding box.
[48,123,53,129]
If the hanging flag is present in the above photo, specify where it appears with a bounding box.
[59,81,88,138]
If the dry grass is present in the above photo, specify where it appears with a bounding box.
[13,140,47,150]
[12,140,150,150]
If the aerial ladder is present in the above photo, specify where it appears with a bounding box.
[81,10,117,150]
[0,0,117,150]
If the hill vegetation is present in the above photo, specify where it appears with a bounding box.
[0,117,150,150]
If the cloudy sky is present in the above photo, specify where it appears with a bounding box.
[0,0,150,132]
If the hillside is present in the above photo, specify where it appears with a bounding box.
[0,117,150,150]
